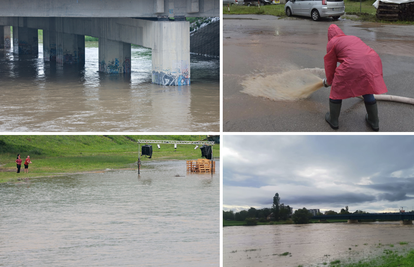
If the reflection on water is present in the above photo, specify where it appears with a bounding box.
[0,45,219,132]
[224,223,414,267]
[0,161,220,266]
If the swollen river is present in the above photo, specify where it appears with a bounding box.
[0,161,219,266]
[224,223,414,267]
[0,44,219,132]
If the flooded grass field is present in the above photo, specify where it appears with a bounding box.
[224,223,414,267]
[0,161,220,266]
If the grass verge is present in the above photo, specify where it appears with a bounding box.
[0,135,220,183]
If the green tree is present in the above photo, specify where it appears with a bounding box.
[223,210,235,220]
[245,217,258,226]
[272,193,280,221]
[292,208,312,224]
[279,204,292,221]
[247,207,257,218]
[235,210,248,221]
[325,210,338,215]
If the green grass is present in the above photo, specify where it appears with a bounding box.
[0,135,220,183]
[330,249,414,267]
[223,1,414,24]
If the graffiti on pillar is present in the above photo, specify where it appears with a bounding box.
[152,71,191,86]
[123,57,131,74]
[4,37,11,49]
[50,44,57,61]
[100,59,122,74]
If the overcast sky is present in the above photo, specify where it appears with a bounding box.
[223,135,414,213]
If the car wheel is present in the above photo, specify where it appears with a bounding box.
[332,16,340,20]
[311,10,320,21]
[286,7,292,17]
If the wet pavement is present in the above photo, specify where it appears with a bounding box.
[223,15,414,132]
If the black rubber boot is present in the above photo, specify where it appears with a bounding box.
[365,101,379,131]
[325,99,342,130]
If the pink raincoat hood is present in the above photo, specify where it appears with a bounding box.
[327,24,345,42]
[324,24,388,99]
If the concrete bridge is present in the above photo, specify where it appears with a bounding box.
[312,213,414,225]
[0,0,219,86]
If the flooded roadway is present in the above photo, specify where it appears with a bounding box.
[0,44,219,132]
[0,161,220,266]
[223,15,414,132]
[224,222,414,267]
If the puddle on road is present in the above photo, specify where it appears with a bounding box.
[241,68,325,101]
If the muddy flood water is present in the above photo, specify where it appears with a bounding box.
[0,44,219,132]
[0,161,219,266]
[224,223,414,267]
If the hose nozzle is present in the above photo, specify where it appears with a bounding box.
[322,78,330,88]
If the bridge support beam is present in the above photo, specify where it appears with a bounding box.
[56,32,84,65]
[347,219,359,224]
[152,21,190,86]
[1,26,11,49]
[13,26,38,55]
[99,38,131,74]
[400,220,413,225]
[43,30,57,62]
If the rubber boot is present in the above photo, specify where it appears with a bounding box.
[364,101,379,131]
[325,100,342,130]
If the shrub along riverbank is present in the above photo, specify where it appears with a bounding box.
[223,1,414,24]
[0,135,220,183]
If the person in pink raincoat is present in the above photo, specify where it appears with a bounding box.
[323,24,387,131]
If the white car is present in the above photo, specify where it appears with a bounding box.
[285,0,345,21]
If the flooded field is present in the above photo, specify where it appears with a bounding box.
[224,223,414,267]
[0,161,219,266]
[0,45,219,132]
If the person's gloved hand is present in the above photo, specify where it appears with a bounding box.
[322,78,331,88]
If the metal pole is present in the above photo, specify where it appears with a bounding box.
[211,146,214,176]
[138,142,141,175]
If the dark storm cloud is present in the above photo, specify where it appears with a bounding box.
[284,193,376,206]
[223,135,414,212]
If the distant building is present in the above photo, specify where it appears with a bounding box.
[308,209,320,216]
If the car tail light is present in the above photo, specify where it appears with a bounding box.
[322,0,327,4]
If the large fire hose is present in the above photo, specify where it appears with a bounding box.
[322,79,414,105]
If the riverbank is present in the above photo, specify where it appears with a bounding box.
[0,135,220,183]
[223,219,351,226]
[223,1,414,24]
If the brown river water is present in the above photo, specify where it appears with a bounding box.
[1,161,220,266]
[224,222,414,267]
[0,45,219,132]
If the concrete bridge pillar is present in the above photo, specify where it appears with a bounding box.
[152,21,190,86]
[13,26,38,55]
[400,220,413,225]
[347,219,359,224]
[56,32,84,65]
[1,26,11,49]
[99,38,131,74]
[43,30,57,62]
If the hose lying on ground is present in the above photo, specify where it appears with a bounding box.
[357,95,414,105]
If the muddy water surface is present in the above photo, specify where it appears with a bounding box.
[0,161,219,266]
[224,223,414,267]
[0,45,219,132]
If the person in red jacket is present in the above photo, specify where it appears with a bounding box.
[15,154,22,173]
[323,24,388,131]
[24,155,32,173]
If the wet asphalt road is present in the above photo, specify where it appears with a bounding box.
[223,15,414,132]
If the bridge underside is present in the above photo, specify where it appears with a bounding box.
[0,17,193,86]
[0,0,219,18]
